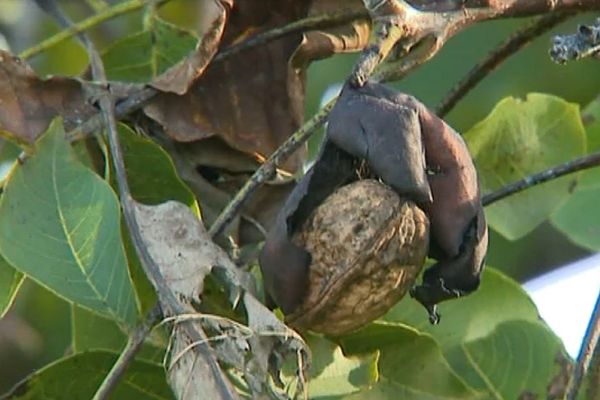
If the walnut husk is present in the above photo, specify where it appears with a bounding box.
[287,179,429,336]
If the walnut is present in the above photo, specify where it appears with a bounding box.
[287,179,429,336]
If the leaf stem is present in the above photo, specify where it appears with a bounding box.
[208,99,335,238]
[436,11,574,117]
[482,150,600,206]
[20,0,170,60]
[91,305,161,400]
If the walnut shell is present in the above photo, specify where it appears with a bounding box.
[287,179,429,336]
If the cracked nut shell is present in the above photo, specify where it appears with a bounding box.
[287,179,430,336]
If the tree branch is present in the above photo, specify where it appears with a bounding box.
[481,151,600,206]
[567,289,600,400]
[436,11,574,117]
[208,99,335,238]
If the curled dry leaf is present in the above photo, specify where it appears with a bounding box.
[132,201,309,399]
[145,0,370,173]
[0,50,95,145]
[151,0,233,94]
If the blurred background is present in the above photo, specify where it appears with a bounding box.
[0,0,599,393]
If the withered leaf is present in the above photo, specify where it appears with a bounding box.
[145,0,369,173]
[133,200,308,399]
[151,0,233,95]
[0,50,95,145]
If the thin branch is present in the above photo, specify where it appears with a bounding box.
[482,151,600,206]
[20,0,170,60]
[551,17,600,64]
[208,99,335,238]
[92,305,161,400]
[567,289,600,400]
[36,1,236,397]
[436,11,573,118]
[213,8,369,62]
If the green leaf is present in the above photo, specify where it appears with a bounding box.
[71,305,164,363]
[384,268,539,349]
[102,17,197,82]
[465,93,586,240]
[339,324,481,399]
[304,334,377,399]
[0,256,23,317]
[578,95,600,190]
[117,123,200,313]
[5,351,173,399]
[119,123,199,211]
[551,187,600,250]
[456,320,568,399]
[0,118,138,326]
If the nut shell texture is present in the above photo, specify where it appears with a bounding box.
[288,180,429,336]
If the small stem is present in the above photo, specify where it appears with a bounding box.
[482,151,600,206]
[92,305,161,400]
[20,0,169,60]
[213,8,368,62]
[208,99,336,239]
[567,289,600,400]
[436,11,573,117]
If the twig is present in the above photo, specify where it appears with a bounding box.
[482,151,600,206]
[551,17,600,64]
[213,8,369,62]
[20,0,170,60]
[208,99,335,238]
[567,288,600,400]
[436,11,573,118]
[91,305,161,400]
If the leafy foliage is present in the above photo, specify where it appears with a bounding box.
[0,119,138,326]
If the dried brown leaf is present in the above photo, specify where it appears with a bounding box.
[132,200,308,399]
[151,0,233,95]
[0,51,95,145]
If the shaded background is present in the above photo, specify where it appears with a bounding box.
[0,0,598,393]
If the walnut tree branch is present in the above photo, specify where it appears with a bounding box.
[482,150,600,206]
[436,10,574,117]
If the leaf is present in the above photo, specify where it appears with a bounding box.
[71,305,164,363]
[0,50,95,146]
[551,187,600,250]
[304,334,377,399]
[132,200,309,399]
[4,351,173,399]
[456,320,568,399]
[384,268,540,349]
[339,323,481,399]
[102,18,197,84]
[143,0,311,172]
[577,95,600,190]
[0,257,23,318]
[0,118,138,326]
[465,93,586,240]
[118,123,199,211]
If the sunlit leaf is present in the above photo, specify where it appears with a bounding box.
[551,187,600,250]
[455,320,568,399]
[465,94,586,240]
[5,351,173,399]
[339,323,482,399]
[303,334,377,399]
[0,118,138,326]
[384,268,539,348]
